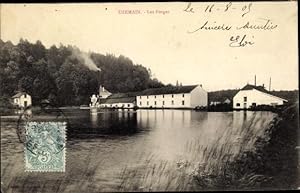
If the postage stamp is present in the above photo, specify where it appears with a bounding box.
[24,122,66,172]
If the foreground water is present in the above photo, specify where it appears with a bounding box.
[1,109,276,192]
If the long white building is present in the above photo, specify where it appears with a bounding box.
[136,85,207,109]
[233,84,288,109]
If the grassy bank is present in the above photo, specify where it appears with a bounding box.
[193,102,299,190]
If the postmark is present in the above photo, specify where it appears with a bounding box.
[24,121,66,172]
[16,101,68,172]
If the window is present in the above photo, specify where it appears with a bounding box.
[140,96,141,99]
[140,102,142,106]
[182,94,184,97]
[147,101,149,106]
[128,104,130,107]
[24,94,27,98]
[244,97,247,102]
[162,101,165,105]
[236,103,240,107]
[154,95,156,98]
[147,96,149,99]
[163,95,164,98]
[154,101,157,105]
[172,94,174,98]
[171,100,174,105]
[182,100,185,105]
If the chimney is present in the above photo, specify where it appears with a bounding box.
[200,84,202,87]
[254,75,256,86]
[269,77,271,91]
[99,85,104,96]
[262,84,264,88]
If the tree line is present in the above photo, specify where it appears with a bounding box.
[0,39,164,106]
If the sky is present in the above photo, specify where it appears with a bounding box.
[0,2,298,91]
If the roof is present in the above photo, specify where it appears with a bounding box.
[240,84,287,101]
[138,85,199,96]
[102,97,136,104]
[99,86,112,95]
[12,92,29,98]
[101,92,137,104]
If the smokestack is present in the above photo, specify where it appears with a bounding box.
[254,75,256,86]
[269,77,271,91]
[262,84,264,88]
[99,85,102,94]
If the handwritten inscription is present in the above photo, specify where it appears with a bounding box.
[184,2,252,17]
[237,18,278,30]
[229,35,254,47]
[183,2,278,48]
[188,21,232,33]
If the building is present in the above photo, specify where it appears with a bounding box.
[100,93,137,109]
[11,92,32,108]
[223,98,231,104]
[233,84,288,109]
[210,98,231,106]
[99,85,112,99]
[136,85,207,109]
[89,94,99,107]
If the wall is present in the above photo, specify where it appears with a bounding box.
[136,92,192,108]
[233,89,286,109]
[190,85,208,108]
[100,103,134,108]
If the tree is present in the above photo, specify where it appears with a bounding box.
[0,38,166,106]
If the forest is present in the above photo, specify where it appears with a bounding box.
[0,39,164,106]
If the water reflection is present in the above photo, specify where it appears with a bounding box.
[66,109,139,138]
[1,109,277,192]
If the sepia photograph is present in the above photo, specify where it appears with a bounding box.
[0,2,299,192]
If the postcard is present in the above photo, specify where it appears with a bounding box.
[0,2,298,192]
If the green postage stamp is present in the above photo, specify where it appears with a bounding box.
[24,122,66,172]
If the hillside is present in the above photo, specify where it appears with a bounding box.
[0,39,164,106]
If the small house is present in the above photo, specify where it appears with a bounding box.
[11,92,32,108]
[233,84,288,109]
[223,98,231,104]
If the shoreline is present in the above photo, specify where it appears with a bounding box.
[193,102,299,190]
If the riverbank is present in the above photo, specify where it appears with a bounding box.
[193,102,299,190]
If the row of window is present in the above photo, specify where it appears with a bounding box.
[140,94,185,99]
[236,102,256,107]
[103,104,132,107]
[140,100,185,106]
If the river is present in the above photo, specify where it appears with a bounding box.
[1,109,276,192]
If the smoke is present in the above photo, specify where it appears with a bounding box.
[72,48,101,71]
